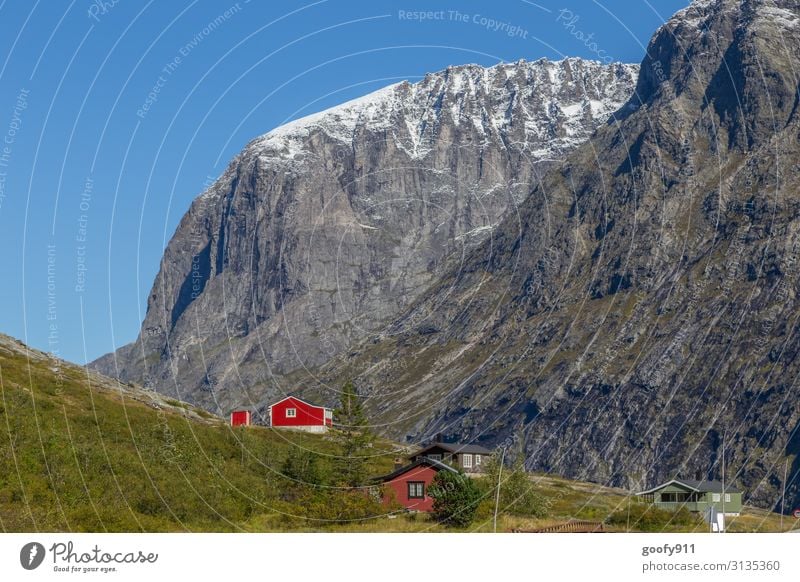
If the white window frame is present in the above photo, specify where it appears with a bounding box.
[462,453,473,468]
[407,481,424,499]
[427,454,442,461]
[724,493,731,503]
[475,454,482,466]
[286,408,296,418]
[712,493,721,502]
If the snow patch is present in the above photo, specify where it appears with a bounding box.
[757,6,799,30]
[456,224,496,239]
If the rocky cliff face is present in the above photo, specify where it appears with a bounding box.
[319,0,800,512]
[92,58,638,413]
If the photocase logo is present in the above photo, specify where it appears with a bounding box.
[20,542,46,570]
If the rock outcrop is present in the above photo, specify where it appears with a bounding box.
[92,58,638,414]
[320,0,800,512]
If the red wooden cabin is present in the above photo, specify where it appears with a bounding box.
[268,396,332,433]
[230,410,251,427]
[377,458,458,512]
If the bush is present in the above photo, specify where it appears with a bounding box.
[481,456,549,518]
[291,490,386,525]
[282,448,328,486]
[429,470,483,527]
[606,501,702,532]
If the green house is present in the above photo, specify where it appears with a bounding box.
[636,479,742,515]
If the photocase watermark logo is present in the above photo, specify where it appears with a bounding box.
[19,542,46,570]
[16,541,159,574]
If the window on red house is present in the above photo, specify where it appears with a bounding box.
[286,408,296,418]
[407,481,424,499]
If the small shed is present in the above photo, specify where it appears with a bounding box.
[268,396,332,433]
[637,479,742,515]
[230,410,251,427]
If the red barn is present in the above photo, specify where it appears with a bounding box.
[268,396,332,433]
[377,458,458,512]
[230,410,251,427]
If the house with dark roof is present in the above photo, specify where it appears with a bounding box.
[375,457,459,512]
[372,438,494,511]
[411,439,494,473]
[636,478,742,515]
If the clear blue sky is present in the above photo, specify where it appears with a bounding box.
[0,0,688,365]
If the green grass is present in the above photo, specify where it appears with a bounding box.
[0,335,794,533]
[0,336,396,532]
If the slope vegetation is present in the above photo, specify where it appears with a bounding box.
[320,0,800,513]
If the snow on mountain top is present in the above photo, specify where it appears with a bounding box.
[264,83,401,144]
[249,58,639,163]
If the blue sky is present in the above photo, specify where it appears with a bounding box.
[0,0,689,364]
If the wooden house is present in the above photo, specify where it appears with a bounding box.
[411,440,493,473]
[268,396,332,433]
[376,457,458,512]
[637,479,742,515]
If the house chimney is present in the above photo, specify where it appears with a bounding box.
[435,432,443,443]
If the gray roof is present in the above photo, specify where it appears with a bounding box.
[637,478,740,495]
[414,442,493,456]
[374,457,459,482]
[680,479,740,493]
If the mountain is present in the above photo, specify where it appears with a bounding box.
[318,0,800,512]
[92,58,638,412]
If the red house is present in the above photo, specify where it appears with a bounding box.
[230,410,251,427]
[268,396,332,433]
[376,458,458,512]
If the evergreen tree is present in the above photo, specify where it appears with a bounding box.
[333,381,373,487]
[429,470,482,527]
[282,448,327,486]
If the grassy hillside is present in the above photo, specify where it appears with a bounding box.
[1,333,795,532]
[0,334,397,531]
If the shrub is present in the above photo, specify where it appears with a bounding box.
[481,456,548,518]
[429,470,482,527]
[294,490,386,524]
[606,501,702,531]
[281,448,328,486]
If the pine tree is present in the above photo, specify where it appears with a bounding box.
[333,381,373,487]
[282,448,327,486]
[429,470,482,527]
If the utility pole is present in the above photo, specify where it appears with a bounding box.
[721,430,726,532]
[493,447,506,533]
[781,458,788,531]
[626,493,632,533]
